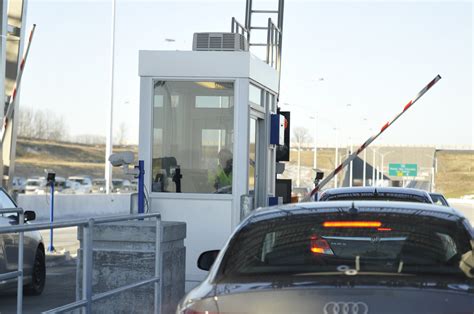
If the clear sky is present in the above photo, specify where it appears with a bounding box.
[20,0,472,147]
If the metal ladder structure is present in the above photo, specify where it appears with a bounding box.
[0,0,28,189]
[231,0,284,94]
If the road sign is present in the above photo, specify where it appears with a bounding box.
[389,163,418,177]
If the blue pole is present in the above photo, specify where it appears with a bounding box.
[138,160,145,214]
[49,181,55,252]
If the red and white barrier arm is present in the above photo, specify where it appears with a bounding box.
[307,74,442,200]
[1,24,37,141]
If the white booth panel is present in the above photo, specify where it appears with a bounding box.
[139,50,279,93]
[151,196,233,286]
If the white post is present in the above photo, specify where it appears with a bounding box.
[349,141,353,187]
[372,148,376,186]
[362,148,367,187]
[380,154,385,186]
[105,0,117,194]
[431,165,435,192]
[334,130,339,188]
[297,143,301,187]
[313,116,317,171]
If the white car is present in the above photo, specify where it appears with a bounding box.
[24,177,46,195]
[67,176,92,194]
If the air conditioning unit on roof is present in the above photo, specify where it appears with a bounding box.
[193,32,249,52]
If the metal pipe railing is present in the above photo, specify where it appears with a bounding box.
[0,212,162,314]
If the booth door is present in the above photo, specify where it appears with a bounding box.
[249,113,266,208]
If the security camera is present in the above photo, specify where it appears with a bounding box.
[108,151,135,167]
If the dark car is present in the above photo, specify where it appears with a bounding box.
[178,201,474,314]
[317,186,434,204]
[430,193,450,207]
[0,188,45,295]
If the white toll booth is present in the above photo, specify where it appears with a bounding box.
[138,50,280,288]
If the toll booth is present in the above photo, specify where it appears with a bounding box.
[138,50,280,288]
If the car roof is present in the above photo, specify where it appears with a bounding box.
[247,201,465,225]
[320,186,430,197]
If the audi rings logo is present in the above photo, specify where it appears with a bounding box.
[323,301,369,314]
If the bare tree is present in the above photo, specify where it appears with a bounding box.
[17,107,69,141]
[292,127,312,149]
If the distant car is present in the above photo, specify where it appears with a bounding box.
[112,179,132,193]
[53,176,66,192]
[0,188,45,295]
[178,201,474,313]
[92,178,106,193]
[24,177,46,195]
[11,177,26,194]
[67,176,92,194]
[60,180,82,194]
[317,186,434,204]
[130,179,138,192]
[292,186,310,202]
[430,193,450,207]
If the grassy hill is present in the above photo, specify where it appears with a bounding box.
[15,138,137,179]
[13,138,473,198]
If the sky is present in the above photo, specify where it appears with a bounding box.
[19,0,473,147]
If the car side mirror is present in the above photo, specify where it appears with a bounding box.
[24,211,36,222]
[197,250,220,271]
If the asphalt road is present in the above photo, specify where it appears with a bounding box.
[0,264,76,314]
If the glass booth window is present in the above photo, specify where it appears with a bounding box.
[152,81,234,194]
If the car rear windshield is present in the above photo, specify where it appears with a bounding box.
[319,192,430,203]
[219,210,473,281]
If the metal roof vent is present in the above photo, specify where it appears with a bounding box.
[193,32,249,52]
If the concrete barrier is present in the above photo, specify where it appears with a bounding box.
[18,194,136,221]
[77,220,186,314]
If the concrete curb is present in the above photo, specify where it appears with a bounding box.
[46,250,76,267]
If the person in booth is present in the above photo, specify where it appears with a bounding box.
[209,148,233,193]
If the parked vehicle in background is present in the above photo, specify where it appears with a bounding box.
[0,188,46,295]
[317,186,434,204]
[112,179,132,193]
[178,201,474,313]
[53,176,66,192]
[92,178,106,193]
[67,176,92,194]
[60,180,82,194]
[130,179,138,192]
[24,177,46,195]
[11,177,26,193]
[430,193,450,207]
[292,186,310,202]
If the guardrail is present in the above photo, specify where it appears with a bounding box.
[0,210,162,314]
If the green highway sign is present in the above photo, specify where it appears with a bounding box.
[388,163,418,177]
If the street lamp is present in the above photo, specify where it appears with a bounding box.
[105,0,117,194]
[309,116,317,171]
[379,151,394,187]
[333,127,339,188]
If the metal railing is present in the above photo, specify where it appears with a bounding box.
[0,210,162,314]
[266,18,282,73]
[231,17,249,40]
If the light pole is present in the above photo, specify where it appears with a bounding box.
[379,151,394,187]
[309,116,317,171]
[423,153,436,192]
[105,0,117,194]
[346,104,353,187]
[332,127,339,188]
[372,147,378,186]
